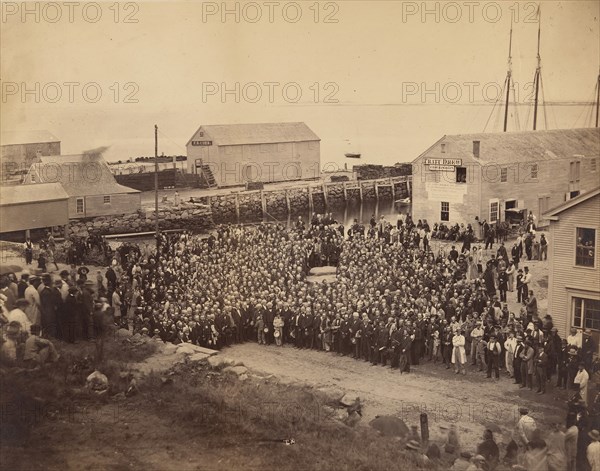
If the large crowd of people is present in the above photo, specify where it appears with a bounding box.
[1,210,598,469]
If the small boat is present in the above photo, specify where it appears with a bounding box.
[345,153,361,159]
[395,197,411,205]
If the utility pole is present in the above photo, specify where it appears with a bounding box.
[503,19,513,132]
[533,5,541,131]
[155,125,159,250]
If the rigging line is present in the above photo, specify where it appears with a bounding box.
[511,84,521,131]
[540,75,549,130]
[484,76,507,132]
[157,129,187,152]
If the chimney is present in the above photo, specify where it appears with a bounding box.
[473,140,480,158]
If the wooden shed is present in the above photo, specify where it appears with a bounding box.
[0,183,69,234]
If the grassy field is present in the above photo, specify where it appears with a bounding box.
[1,335,438,471]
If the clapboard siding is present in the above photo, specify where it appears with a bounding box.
[547,194,600,339]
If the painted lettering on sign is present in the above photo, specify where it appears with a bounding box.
[424,158,462,166]
[191,141,212,146]
[428,165,455,172]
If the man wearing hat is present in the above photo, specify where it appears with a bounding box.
[520,340,535,390]
[39,274,59,339]
[516,269,524,303]
[510,407,537,459]
[486,334,501,380]
[17,273,29,299]
[504,331,517,378]
[534,343,548,394]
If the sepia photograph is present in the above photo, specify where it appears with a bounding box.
[1,1,599,470]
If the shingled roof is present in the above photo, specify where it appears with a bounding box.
[186,122,320,147]
[1,130,60,146]
[0,183,68,206]
[26,154,139,197]
[414,128,600,164]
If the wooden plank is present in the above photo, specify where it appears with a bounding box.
[285,189,291,213]
[260,190,267,216]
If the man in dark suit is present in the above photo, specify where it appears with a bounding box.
[39,275,59,339]
[374,320,389,366]
[231,305,242,344]
[17,273,29,299]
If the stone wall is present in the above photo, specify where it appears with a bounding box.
[68,203,213,238]
[64,178,412,235]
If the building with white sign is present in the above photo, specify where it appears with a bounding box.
[411,128,599,228]
[186,122,321,187]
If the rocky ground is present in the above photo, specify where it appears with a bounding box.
[216,339,567,456]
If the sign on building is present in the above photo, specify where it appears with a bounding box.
[425,158,462,170]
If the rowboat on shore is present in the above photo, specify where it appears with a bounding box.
[345,153,361,159]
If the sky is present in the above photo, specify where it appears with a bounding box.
[2,1,599,169]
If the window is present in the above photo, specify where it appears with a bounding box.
[489,200,499,223]
[441,202,449,221]
[570,161,581,182]
[76,198,84,214]
[441,143,446,154]
[500,167,508,182]
[570,191,580,199]
[576,227,596,267]
[591,158,597,172]
[455,166,467,183]
[103,195,111,204]
[530,163,538,179]
[573,297,600,331]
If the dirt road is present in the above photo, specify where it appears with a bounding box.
[219,342,566,450]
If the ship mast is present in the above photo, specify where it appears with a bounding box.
[596,68,600,127]
[503,19,513,132]
[532,5,542,130]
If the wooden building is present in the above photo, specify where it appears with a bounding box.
[1,130,61,182]
[544,187,600,347]
[186,122,320,187]
[411,128,599,229]
[23,154,141,219]
[0,183,69,235]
